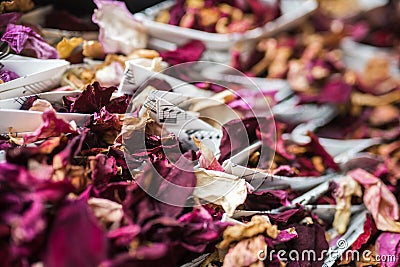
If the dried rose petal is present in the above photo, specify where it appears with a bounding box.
[28,99,54,112]
[23,110,78,144]
[299,76,353,104]
[160,40,206,65]
[1,24,58,59]
[223,235,267,267]
[369,105,400,126]
[194,137,224,171]
[219,116,275,163]
[92,0,147,54]
[0,12,21,29]
[194,169,247,216]
[178,205,229,252]
[276,227,298,243]
[56,37,83,59]
[167,0,185,26]
[53,130,87,171]
[218,216,279,250]
[268,206,305,224]
[87,198,123,229]
[0,69,19,83]
[68,82,116,113]
[44,200,108,267]
[351,214,378,251]
[333,175,363,234]
[375,232,400,267]
[0,162,73,265]
[89,154,118,186]
[349,169,400,232]
[124,152,197,224]
[285,223,329,267]
[0,0,34,13]
[245,189,291,211]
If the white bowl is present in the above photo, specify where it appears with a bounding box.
[134,0,317,51]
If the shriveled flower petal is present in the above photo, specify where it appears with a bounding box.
[194,169,247,216]
[276,227,298,243]
[101,243,169,267]
[285,223,329,267]
[245,189,291,211]
[194,137,224,171]
[1,24,58,59]
[305,132,340,172]
[0,0,34,13]
[53,130,87,172]
[68,82,116,113]
[95,62,125,87]
[0,69,19,83]
[333,175,363,234]
[268,206,305,224]
[28,99,54,112]
[23,110,78,144]
[299,76,353,104]
[92,0,147,55]
[352,214,378,251]
[56,37,83,59]
[87,197,123,229]
[178,205,229,252]
[44,200,108,267]
[223,235,266,267]
[124,152,197,224]
[105,94,131,114]
[218,216,279,250]
[89,154,118,186]
[375,232,400,267]
[369,105,399,127]
[349,168,400,232]
[219,116,275,163]
[90,107,122,144]
[160,40,206,65]
[11,195,46,244]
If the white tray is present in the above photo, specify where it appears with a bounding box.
[134,0,317,50]
[340,37,399,75]
[0,56,70,100]
[0,91,91,133]
[201,63,292,102]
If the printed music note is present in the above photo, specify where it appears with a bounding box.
[123,68,136,85]
[143,98,157,113]
[158,104,187,124]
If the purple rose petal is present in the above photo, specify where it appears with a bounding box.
[1,24,58,59]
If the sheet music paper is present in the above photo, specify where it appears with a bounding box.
[140,92,222,153]
[151,90,191,108]
[118,60,137,95]
[157,98,188,124]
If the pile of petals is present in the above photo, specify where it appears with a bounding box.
[1,74,400,267]
[316,56,400,140]
[1,1,400,266]
[232,32,351,105]
[218,117,339,177]
[347,1,400,48]
[155,0,281,33]
[0,82,230,267]
[0,109,335,267]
